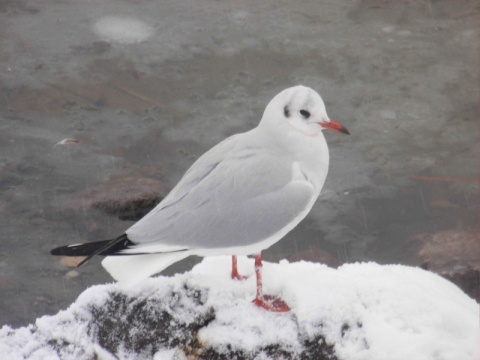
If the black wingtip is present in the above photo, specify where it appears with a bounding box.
[50,245,70,256]
[75,256,90,268]
[50,234,134,266]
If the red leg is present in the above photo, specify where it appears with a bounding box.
[231,255,248,280]
[252,254,290,312]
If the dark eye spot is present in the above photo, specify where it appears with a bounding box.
[300,109,310,118]
[283,105,290,118]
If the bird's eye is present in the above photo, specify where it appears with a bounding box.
[300,109,311,119]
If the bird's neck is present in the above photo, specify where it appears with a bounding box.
[256,125,329,176]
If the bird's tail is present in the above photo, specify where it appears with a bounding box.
[51,234,191,285]
[50,234,135,267]
[101,252,190,286]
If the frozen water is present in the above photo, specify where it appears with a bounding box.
[0,0,478,329]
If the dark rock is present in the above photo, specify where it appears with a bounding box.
[408,226,480,300]
[91,286,215,356]
[61,175,167,221]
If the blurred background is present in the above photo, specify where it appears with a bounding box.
[0,0,478,327]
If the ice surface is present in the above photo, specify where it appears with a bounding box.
[0,258,478,360]
[1,0,478,329]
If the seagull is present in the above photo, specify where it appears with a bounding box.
[51,85,349,312]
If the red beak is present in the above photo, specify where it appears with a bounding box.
[320,120,350,135]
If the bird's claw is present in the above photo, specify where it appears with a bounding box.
[231,272,249,281]
[253,295,290,312]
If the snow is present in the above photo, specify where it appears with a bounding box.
[0,257,478,360]
[93,16,154,44]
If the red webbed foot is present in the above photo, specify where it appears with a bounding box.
[251,254,290,312]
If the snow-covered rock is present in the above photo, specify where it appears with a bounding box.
[1,257,478,360]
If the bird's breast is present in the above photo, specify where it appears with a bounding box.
[291,136,329,192]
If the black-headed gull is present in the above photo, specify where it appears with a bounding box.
[51,85,349,312]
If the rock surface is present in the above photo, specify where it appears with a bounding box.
[408,226,480,301]
[60,175,167,221]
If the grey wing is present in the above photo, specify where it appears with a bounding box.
[124,135,315,252]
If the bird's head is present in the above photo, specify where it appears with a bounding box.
[261,85,349,136]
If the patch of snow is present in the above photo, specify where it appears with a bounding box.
[0,258,478,360]
[93,16,154,44]
[382,26,395,33]
[153,348,179,360]
[379,109,397,120]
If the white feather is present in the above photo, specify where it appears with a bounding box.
[118,244,188,255]
[101,252,190,286]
